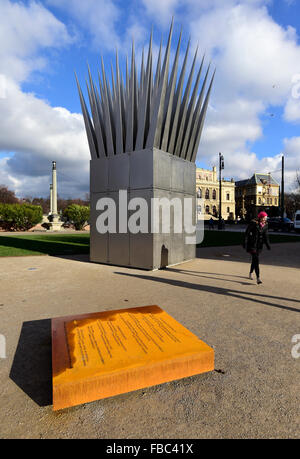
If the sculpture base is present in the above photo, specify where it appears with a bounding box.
[52,305,214,410]
[48,222,64,231]
[90,148,196,270]
[48,215,64,231]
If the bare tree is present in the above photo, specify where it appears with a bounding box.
[296,170,300,190]
[0,185,19,204]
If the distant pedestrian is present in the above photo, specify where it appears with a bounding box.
[243,211,271,284]
[209,217,214,230]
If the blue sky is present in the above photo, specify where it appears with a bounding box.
[0,0,300,198]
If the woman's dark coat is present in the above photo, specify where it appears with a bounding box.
[244,219,271,253]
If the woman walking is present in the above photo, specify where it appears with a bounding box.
[243,211,271,284]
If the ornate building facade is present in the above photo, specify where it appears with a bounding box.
[196,167,236,221]
[235,173,280,220]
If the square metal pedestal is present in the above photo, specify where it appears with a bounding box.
[90,148,196,270]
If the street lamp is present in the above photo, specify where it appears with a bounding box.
[218,152,224,230]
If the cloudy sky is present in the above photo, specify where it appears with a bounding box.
[0,0,300,198]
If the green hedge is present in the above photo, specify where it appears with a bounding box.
[63,204,90,230]
[0,203,43,231]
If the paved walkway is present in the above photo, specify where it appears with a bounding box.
[0,243,299,438]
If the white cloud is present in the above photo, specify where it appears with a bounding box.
[284,97,300,123]
[189,3,300,102]
[140,0,179,25]
[0,77,89,197]
[0,156,22,191]
[0,0,74,82]
[201,98,265,153]
[284,74,300,122]
[0,0,89,198]
[282,137,300,191]
[184,1,300,190]
[140,0,271,24]
[46,0,121,50]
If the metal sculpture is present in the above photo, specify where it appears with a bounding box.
[76,21,215,269]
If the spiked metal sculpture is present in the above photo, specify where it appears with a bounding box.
[76,21,215,269]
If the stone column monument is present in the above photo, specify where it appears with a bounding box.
[50,183,53,215]
[48,161,63,231]
[52,161,58,216]
[76,21,214,269]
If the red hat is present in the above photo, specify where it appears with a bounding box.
[258,211,268,219]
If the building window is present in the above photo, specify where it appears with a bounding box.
[205,205,210,214]
[275,198,277,205]
[213,206,217,216]
[205,189,210,199]
[226,193,230,201]
[227,207,230,213]
[212,189,216,200]
[197,188,202,198]
[258,197,261,204]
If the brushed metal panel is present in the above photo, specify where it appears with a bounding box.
[107,191,130,266]
[184,241,196,262]
[129,189,154,269]
[108,154,130,191]
[90,192,109,263]
[153,148,171,190]
[183,193,196,260]
[90,230,108,264]
[129,149,153,190]
[90,158,109,193]
[171,156,185,192]
[153,233,171,269]
[152,189,173,268]
[108,232,130,266]
[130,232,154,269]
[183,160,196,196]
[169,191,184,266]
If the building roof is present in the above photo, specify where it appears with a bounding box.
[236,173,279,187]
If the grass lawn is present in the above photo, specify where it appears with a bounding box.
[0,233,90,257]
[0,231,298,257]
[197,230,300,247]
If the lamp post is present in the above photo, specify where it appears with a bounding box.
[218,152,224,230]
[281,155,285,220]
[241,191,246,220]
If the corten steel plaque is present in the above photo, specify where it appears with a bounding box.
[52,305,214,410]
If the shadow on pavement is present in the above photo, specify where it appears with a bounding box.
[170,269,251,280]
[166,267,252,286]
[57,253,90,263]
[196,243,300,269]
[115,272,300,314]
[9,319,52,407]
